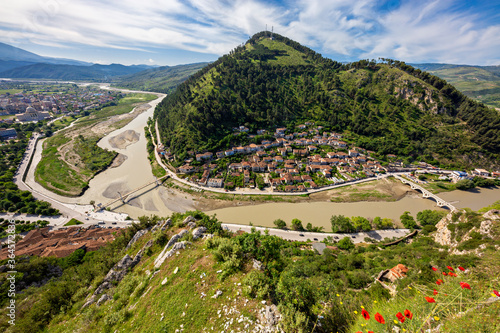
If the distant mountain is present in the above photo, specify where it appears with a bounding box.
[113,62,209,93]
[413,63,500,109]
[155,31,500,169]
[0,63,154,81]
[0,42,156,80]
[0,42,90,66]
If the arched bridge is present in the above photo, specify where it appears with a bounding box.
[393,175,457,211]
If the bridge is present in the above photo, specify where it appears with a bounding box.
[101,175,169,209]
[393,175,457,211]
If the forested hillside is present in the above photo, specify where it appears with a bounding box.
[413,63,500,109]
[155,32,500,169]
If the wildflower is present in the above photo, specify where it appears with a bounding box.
[354,311,358,314]
[404,309,413,319]
[431,266,438,271]
[493,290,500,297]
[340,302,343,305]
[442,272,447,276]
[425,297,436,303]
[362,308,370,320]
[447,266,454,271]
[458,266,465,271]
[434,316,440,321]
[375,312,385,324]
[436,279,443,285]
[394,319,399,324]
[361,306,364,309]
[396,312,405,323]
[448,272,457,277]
[336,293,340,297]
[433,289,438,295]
[368,331,374,333]
[373,300,378,303]
[459,282,471,290]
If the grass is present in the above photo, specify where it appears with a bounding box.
[35,93,156,196]
[349,250,500,333]
[65,218,83,226]
[257,38,311,66]
[478,200,500,213]
[46,232,262,333]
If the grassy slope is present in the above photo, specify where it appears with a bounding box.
[35,93,156,196]
[415,65,500,109]
[113,63,209,94]
[46,229,262,333]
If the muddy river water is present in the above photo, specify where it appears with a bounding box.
[67,93,500,227]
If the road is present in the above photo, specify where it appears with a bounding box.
[222,223,410,243]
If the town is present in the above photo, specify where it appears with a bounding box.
[0,81,121,139]
[159,123,499,193]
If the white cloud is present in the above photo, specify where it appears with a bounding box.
[0,0,498,65]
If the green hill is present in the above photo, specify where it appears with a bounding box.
[155,32,500,169]
[1,209,499,333]
[112,62,209,94]
[413,63,500,109]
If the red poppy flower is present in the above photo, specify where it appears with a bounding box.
[436,279,444,285]
[404,309,413,319]
[368,331,374,333]
[431,266,438,271]
[433,289,438,295]
[447,266,454,271]
[448,272,454,276]
[442,272,447,276]
[356,331,362,333]
[494,290,500,297]
[460,282,471,290]
[375,312,385,324]
[396,312,405,323]
[425,297,436,303]
[362,308,370,320]
[458,266,465,271]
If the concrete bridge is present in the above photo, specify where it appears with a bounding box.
[393,175,457,211]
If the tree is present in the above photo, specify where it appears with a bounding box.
[455,179,475,190]
[273,219,287,229]
[400,211,418,229]
[291,218,304,231]
[351,216,371,231]
[337,237,355,250]
[330,215,354,233]
[373,216,393,230]
[417,210,445,226]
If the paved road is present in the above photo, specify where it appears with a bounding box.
[222,223,410,243]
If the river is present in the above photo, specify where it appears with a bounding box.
[27,88,499,227]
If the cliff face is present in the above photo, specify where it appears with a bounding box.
[433,209,500,255]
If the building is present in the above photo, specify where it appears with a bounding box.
[0,128,17,140]
[451,171,468,183]
[16,106,50,122]
[207,178,224,188]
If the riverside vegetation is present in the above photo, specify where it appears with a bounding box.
[35,92,156,196]
[0,121,59,215]
[155,32,500,170]
[1,206,498,333]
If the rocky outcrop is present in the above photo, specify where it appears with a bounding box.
[257,305,283,333]
[180,216,195,226]
[125,229,149,250]
[82,230,153,309]
[187,221,197,229]
[154,229,189,268]
[192,226,207,240]
[433,210,499,255]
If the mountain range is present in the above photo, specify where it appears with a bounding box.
[154,32,500,169]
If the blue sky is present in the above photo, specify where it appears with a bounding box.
[1,0,499,66]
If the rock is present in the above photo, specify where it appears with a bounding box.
[155,241,191,268]
[161,277,168,285]
[180,215,196,226]
[0,265,6,273]
[258,305,282,333]
[125,229,149,250]
[212,290,223,299]
[154,230,189,268]
[174,267,179,274]
[161,218,172,231]
[187,221,197,229]
[192,226,207,240]
[253,259,264,271]
[96,294,110,306]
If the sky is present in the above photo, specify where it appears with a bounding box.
[1,0,499,66]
